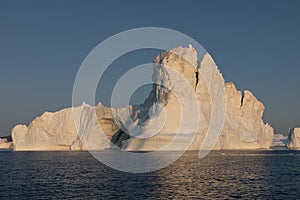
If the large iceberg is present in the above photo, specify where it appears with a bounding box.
[115,46,273,150]
[11,45,274,151]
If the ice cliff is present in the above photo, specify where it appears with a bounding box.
[288,128,300,149]
[11,45,274,151]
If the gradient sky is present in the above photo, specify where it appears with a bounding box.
[0,0,299,136]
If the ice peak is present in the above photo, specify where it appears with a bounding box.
[169,44,197,67]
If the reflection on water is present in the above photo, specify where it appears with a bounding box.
[0,150,300,199]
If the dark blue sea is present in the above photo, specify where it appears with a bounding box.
[0,150,300,199]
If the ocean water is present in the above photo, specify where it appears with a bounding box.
[0,150,300,199]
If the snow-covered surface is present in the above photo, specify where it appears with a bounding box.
[11,45,274,151]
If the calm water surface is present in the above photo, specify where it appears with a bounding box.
[0,150,300,199]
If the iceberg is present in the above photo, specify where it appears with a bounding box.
[11,45,274,151]
[0,136,13,149]
[288,128,300,149]
[271,134,288,147]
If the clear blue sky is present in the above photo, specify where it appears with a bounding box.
[0,0,299,136]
